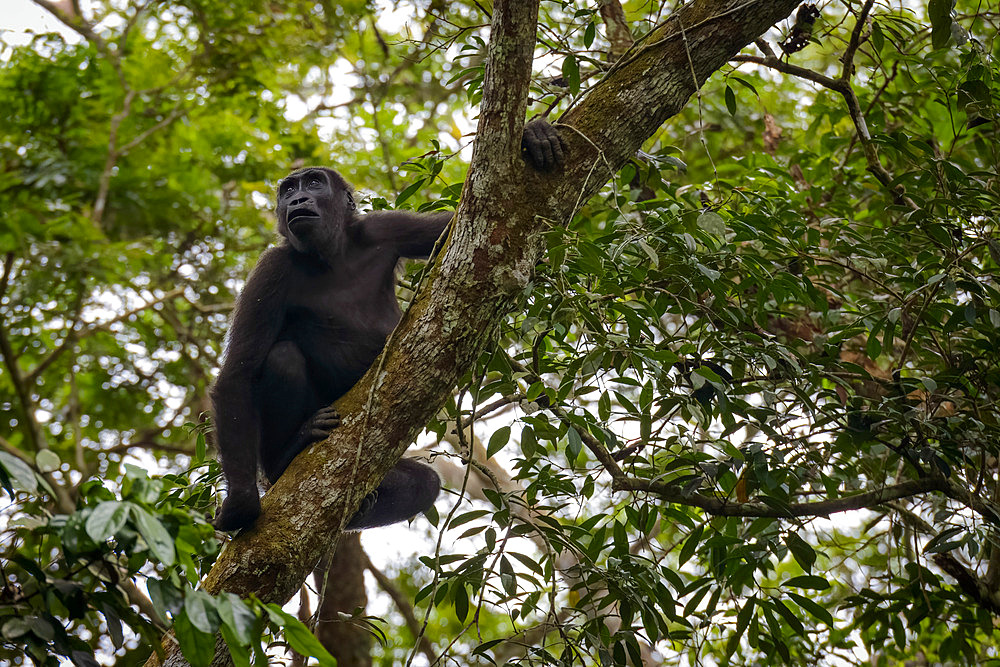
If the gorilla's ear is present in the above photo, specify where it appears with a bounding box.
[346,192,356,211]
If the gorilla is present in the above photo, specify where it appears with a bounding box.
[211,119,566,532]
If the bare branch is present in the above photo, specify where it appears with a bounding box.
[841,0,876,81]
[612,475,1000,527]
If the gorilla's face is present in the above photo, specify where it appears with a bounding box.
[276,168,354,256]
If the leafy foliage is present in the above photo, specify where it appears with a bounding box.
[2,0,999,665]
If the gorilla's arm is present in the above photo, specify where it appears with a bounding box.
[211,247,291,531]
[360,210,453,259]
[358,119,564,260]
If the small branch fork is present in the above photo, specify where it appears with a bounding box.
[731,0,918,209]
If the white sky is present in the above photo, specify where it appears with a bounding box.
[2,0,78,43]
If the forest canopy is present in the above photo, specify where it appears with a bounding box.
[1,0,999,665]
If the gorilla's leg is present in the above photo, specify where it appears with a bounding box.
[346,458,441,530]
[258,340,333,483]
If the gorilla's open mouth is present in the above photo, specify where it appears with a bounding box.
[287,208,320,229]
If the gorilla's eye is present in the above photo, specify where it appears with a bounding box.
[308,178,322,188]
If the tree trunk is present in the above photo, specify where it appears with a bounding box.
[314,533,371,667]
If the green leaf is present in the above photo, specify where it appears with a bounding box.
[34,449,61,473]
[784,532,817,572]
[28,615,55,641]
[731,76,759,98]
[783,575,830,590]
[866,320,883,359]
[566,426,583,463]
[769,598,805,636]
[221,623,252,667]
[882,316,896,354]
[698,211,726,237]
[99,603,124,649]
[499,556,517,596]
[185,590,220,634]
[725,85,737,116]
[454,583,470,622]
[871,20,885,52]
[726,598,755,658]
[487,425,510,459]
[2,617,31,639]
[562,54,581,94]
[696,263,721,282]
[924,526,964,554]
[85,501,129,542]
[787,592,834,625]
[217,592,257,647]
[174,609,216,667]
[147,579,184,619]
[928,0,953,49]
[520,425,536,458]
[598,391,611,421]
[0,451,39,495]
[264,604,336,666]
[636,239,659,268]
[394,178,425,207]
[195,431,207,462]
[678,524,703,566]
[132,507,176,566]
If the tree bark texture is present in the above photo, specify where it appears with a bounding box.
[146,1,801,664]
